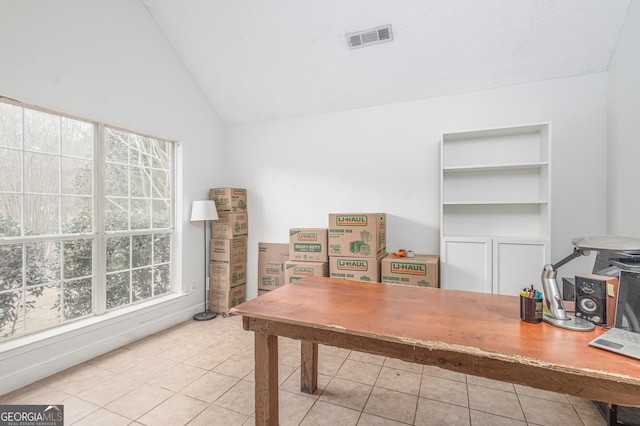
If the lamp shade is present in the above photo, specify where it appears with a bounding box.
[190,200,218,222]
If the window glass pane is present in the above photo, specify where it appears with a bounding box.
[0,290,24,339]
[152,200,170,229]
[105,163,129,196]
[151,139,171,170]
[153,234,171,265]
[152,169,170,199]
[24,151,59,194]
[0,148,21,192]
[131,199,150,230]
[130,135,151,168]
[105,128,129,163]
[131,166,150,198]
[0,203,21,237]
[132,235,152,268]
[154,264,171,295]
[107,271,130,310]
[0,244,23,290]
[61,117,92,159]
[61,157,92,195]
[132,268,152,301]
[23,109,60,154]
[25,283,60,334]
[24,194,59,235]
[64,239,93,279]
[105,197,129,231]
[107,236,130,273]
[63,278,92,320]
[61,197,92,234]
[0,102,23,149]
[26,242,59,286]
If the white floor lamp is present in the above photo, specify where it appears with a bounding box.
[191,200,219,321]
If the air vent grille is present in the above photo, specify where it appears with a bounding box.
[347,25,393,49]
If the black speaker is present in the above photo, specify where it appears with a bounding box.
[575,274,608,325]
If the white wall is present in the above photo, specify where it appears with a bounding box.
[0,0,224,394]
[607,0,640,237]
[227,73,609,299]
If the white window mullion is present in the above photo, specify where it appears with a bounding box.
[94,123,106,315]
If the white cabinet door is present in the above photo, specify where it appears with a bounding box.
[493,239,549,296]
[441,237,492,293]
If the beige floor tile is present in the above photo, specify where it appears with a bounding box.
[300,400,361,426]
[567,396,607,426]
[213,379,255,416]
[466,374,515,392]
[280,368,331,398]
[41,363,114,395]
[137,393,208,426]
[423,365,466,383]
[71,407,131,426]
[75,374,141,406]
[336,359,382,385]
[149,362,207,392]
[469,409,526,426]
[188,404,250,426]
[364,387,418,424]
[348,350,386,365]
[86,347,151,373]
[319,377,373,411]
[183,346,236,370]
[57,396,101,425]
[0,382,71,405]
[383,357,424,374]
[357,412,411,425]
[376,367,422,396]
[414,398,471,426]
[105,384,173,420]
[514,383,570,403]
[319,344,351,359]
[278,389,316,426]
[467,384,525,421]
[520,394,585,425]
[318,353,348,376]
[179,371,240,403]
[212,354,255,379]
[242,362,296,386]
[419,375,468,407]
[120,356,178,382]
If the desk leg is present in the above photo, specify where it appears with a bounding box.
[254,332,278,426]
[301,340,318,394]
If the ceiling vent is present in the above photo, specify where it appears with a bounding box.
[347,25,393,49]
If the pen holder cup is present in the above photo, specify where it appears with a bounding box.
[520,296,543,323]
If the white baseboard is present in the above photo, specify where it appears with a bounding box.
[0,295,202,396]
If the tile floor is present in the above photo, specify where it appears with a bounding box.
[0,314,608,425]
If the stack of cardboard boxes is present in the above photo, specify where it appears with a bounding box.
[256,243,289,295]
[285,228,329,283]
[208,188,248,314]
[328,213,387,282]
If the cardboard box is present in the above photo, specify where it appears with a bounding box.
[329,253,386,283]
[285,261,329,284]
[211,212,249,238]
[381,254,440,288]
[209,187,247,213]
[328,213,386,257]
[210,237,247,264]
[258,242,289,290]
[289,228,328,262]
[210,284,246,315]
[210,261,247,290]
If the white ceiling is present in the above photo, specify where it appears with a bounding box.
[141,0,631,126]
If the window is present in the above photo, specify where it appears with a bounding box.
[0,100,175,341]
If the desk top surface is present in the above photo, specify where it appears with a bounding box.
[233,276,640,385]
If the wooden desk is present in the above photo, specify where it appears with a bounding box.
[232,277,640,425]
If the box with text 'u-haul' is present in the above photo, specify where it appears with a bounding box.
[284,261,329,284]
[209,187,247,213]
[211,212,249,238]
[381,254,439,288]
[210,284,246,315]
[328,213,386,257]
[329,253,386,283]
[210,237,247,264]
[210,261,246,290]
[289,228,328,262]
[258,243,289,291]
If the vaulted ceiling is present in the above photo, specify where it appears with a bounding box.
[141,0,631,125]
